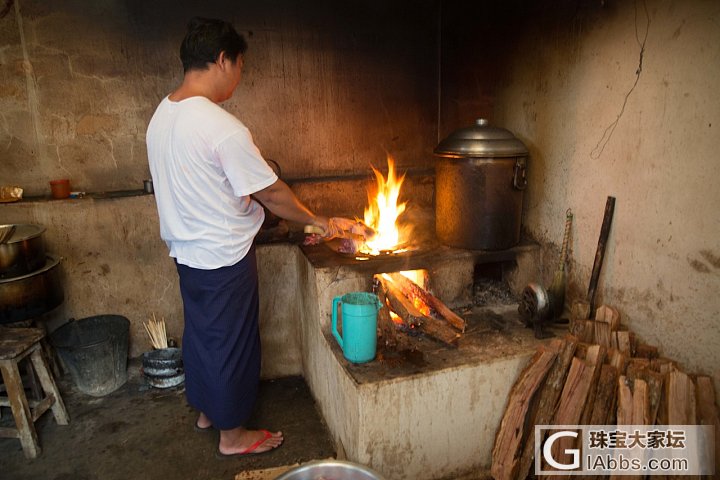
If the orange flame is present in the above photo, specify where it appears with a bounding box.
[360,155,407,255]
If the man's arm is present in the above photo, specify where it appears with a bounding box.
[253,179,328,231]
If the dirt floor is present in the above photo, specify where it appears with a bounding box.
[0,361,336,480]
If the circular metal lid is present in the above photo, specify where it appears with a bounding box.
[434,118,529,158]
[2,224,45,244]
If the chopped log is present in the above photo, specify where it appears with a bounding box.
[416,315,461,347]
[594,321,612,348]
[628,357,650,371]
[650,357,677,374]
[608,349,628,374]
[378,276,460,347]
[616,331,632,355]
[571,300,590,321]
[516,337,577,480]
[570,319,595,344]
[632,378,650,425]
[635,343,659,359]
[579,345,608,425]
[547,347,601,473]
[595,304,621,331]
[378,276,424,328]
[589,364,619,425]
[640,369,664,425]
[666,370,696,424]
[696,376,720,477]
[386,272,466,332]
[490,346,558,480]
[374,280,403,350]
[617,376,633,425]
[575,342,589,359]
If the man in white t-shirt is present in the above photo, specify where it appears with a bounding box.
[147,17,330,457]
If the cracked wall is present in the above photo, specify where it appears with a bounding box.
[444,0,720,393]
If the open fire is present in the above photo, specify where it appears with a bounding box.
[357,156,413,257]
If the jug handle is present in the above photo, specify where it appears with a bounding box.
[331,296,343,349]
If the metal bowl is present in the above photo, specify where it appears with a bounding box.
[0,224,47,278]
[274,460,386,480]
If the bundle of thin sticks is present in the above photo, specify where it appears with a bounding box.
[144,313,168,349]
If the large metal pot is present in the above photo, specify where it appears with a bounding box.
[0,254,64,324]
[434,118,528,250]
[0,224,47,278]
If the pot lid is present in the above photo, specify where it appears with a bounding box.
[434,118,528,157]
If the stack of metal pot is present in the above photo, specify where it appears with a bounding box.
[433,119,529,250]
[0,224,63,323]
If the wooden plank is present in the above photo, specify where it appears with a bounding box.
[490,347,558,480]
[516,337,578,480]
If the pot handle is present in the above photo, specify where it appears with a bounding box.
[513,158,528,190]
[331,297,343,349]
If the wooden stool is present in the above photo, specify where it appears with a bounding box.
[0,327,69,458]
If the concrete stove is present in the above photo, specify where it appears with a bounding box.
[294,241,543,480]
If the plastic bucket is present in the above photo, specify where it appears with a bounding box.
[50,315,129,396]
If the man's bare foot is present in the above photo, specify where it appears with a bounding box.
[196,412,212,430]
[218,427,284,455]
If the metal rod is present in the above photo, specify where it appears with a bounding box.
[587,196,616,318]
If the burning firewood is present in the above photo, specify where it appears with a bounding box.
[376,275,460,348]
[385,272,466,332]
[373,278,414,351]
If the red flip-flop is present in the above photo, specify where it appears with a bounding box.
[216,429,280,459]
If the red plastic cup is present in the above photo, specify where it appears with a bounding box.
[49,179,71,199]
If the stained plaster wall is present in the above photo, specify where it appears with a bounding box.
[0,0,438,363]
[443,0,720,391]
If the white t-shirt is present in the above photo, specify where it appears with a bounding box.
[146,96,278,269]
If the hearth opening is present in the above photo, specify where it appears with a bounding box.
[373,269,465,349]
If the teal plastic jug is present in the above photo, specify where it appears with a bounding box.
[332,292,383,363]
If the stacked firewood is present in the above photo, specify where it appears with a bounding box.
[491,302,720,480]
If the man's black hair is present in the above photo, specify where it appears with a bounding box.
[180,17,248,73]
